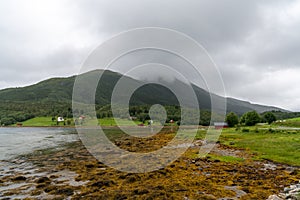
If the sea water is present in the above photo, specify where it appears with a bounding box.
[0,127,78,160]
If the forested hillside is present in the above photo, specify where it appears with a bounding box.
[0,70,288,125]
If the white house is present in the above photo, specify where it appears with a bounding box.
[57,117,64,122]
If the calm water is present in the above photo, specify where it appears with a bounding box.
[0,127,78,160]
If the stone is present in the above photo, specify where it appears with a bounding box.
[284,187,292,193]
[267,195,284,200]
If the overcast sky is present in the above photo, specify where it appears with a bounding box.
[0,0,300,111]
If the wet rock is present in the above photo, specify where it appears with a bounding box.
[57,188,74,196]
[91,180,114,188]
[36,176,51,183]
[12,175,27,181]
[263,163,277,171]
[268,180,300,200]
[36,183,47,188]
[44,185,57,193]
[49,174,58,179]
[125,174,140,183]
[133,189,150,195]
[155,185,165,190]
[118,174,126,179]
[85,163,95,168]
[114,193,128,200]
[158,170,167,175]
[289,170,299,175]
[267,195,284,200]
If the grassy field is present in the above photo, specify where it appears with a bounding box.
[16,117,148,127]
[220,127,300,166]
[15,117,58,127]
[208,154,245,163]
[80,117,147,126]
[99,118,145,126]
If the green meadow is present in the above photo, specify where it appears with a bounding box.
[15,117,58,127]
[220,127,300,166]
[15,117,147,127]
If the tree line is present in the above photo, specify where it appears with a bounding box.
[0,99,292,127]
[225,110,277,127]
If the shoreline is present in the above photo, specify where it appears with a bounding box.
[1,136,299,199]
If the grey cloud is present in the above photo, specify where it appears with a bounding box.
[0,0,300,111]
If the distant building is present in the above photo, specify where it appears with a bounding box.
[57,117,64,122]
[79,115,85,120]
[214,122,228,129]
[129,116,137,120]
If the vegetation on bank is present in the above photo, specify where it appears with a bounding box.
[5,108,300,129]
[274,117,300,127]
[12,117,73,127]
[11,114,300,168]
[220,127,300,166]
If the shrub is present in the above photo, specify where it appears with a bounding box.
[242,128,250,132]
[268,128,275,133]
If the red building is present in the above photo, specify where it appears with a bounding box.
[214,122,228,129]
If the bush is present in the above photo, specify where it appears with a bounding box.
[235,124,241,131]
[264,112,277,124]
[242,111,261,126]
[0,117,16,126]
[242,128,250,132]
[226,112,239,127]
[66,119,72,125]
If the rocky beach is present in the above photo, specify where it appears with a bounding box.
[0,128,299,200]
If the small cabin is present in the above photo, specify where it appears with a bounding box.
[214,122,228,129]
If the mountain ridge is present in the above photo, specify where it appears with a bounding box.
[0,69,288,115]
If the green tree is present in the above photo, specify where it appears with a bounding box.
[225,112,239,127]
[1,117,16,126]
[264,112,277,124]
[243,111,261,126]
[240,114,246,124]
